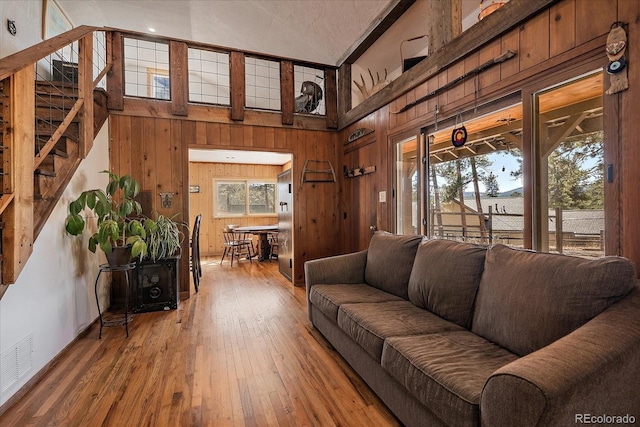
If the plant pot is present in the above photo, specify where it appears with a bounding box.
[105,245,133,267]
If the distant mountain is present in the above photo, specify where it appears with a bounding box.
[463,187,524,198]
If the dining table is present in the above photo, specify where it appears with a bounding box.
[232,224,279,261]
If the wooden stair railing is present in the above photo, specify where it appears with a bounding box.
[0,25,107,292]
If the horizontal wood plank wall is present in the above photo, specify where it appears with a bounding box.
[337,0,640,275]
[110,116,339,293]
[189,161,283,256]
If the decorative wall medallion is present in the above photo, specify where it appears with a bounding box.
[7,20,16,36]
[346,127,374,145]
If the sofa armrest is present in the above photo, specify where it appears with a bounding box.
[481,285,640,427]
[304,250,368,320]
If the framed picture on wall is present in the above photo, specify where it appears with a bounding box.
[42,0,73,40]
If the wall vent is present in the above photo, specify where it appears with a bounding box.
[1,334,33,393]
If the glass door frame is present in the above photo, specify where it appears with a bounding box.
[390,129,424,235]
[523,55,617,254]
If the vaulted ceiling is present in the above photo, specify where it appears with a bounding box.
[57,0,397,66]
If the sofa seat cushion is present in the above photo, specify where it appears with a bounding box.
[337,301,464,360]
[408,239,487,329]
[309,284,403,322]
[472,244,638,356]
[382,331,519,427]
[364,231,423,299]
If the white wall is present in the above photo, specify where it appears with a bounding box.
[0,0,44,59]
[0,120,110,407]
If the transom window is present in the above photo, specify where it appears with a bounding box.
[215,180,276,217]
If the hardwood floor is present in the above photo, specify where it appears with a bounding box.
[0,258,401,426]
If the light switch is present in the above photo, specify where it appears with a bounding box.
[379,191,386,203]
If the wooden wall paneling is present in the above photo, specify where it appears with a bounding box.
[117,115,132,179]
[519,9,550,71]
[394,93,407,128]
[618,0,640,274]
[169,41,189,116]
[106,31,124,111]
[426,76,439,118]
[324,68,338,129]
[155,119,174,216]
[254,126,266,149]
[415,80,431,118]
[220,123,231,146]
[437,72,448,115]
[230,51,245,121]
[181,120,196,149]
[142,118,156,196]
[463,52,480,98]
[575,0,616,46]
[500,28,520,79]
[478,39,502,91]
[280,61,294,125]
[230,124,244,148]
[195,121,207,145]
[265,127,275,149]
[293,129,306,282]
[206,122,221,146]
[243,126,253,148]
[130,117,145,185]
[447,60,466,104]
[404,89,417,123]
[376,106,390,233]
[549,0,576,57]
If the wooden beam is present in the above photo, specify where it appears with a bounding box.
[2,67,34,284]
[79,33,94,158]
[324,68,338,129]
[230,51,245,121]
[0,25,98,81]
[280,60,294,125]
[542,111,588,156]
[338,63,352,115]
[107,31,124,111]
[339,0,416,65]
[170,41,189,116]
[339,0,558,129]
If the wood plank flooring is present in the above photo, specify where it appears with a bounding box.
[0,258,401,426]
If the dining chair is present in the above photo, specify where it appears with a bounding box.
[267,231,278,261]
[190,214,202,292]
[221,227,253,266]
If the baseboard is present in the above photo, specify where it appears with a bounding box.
[0,317,99,417]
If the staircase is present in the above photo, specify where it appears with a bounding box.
[32,81,108,238]
[0,79,108,242]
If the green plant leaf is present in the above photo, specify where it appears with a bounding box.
[88,235,97,253]
[106,179,118,196]
[86,191,97,209]
[69,199,83,216]
[65,214,85,235]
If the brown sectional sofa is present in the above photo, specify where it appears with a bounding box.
[304,232,640,426]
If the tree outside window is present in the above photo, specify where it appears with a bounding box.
[215,180,276,216]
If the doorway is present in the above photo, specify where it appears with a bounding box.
[188,148,293,281]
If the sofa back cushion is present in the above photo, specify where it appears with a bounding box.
[364,231,423,299]
[408,239,487,328]
[472,244,637,356]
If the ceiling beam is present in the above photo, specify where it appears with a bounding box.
[337,0,416,66]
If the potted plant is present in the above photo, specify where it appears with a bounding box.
[65,170,148,265]
[133,213,187,313]
[142,213,186,262]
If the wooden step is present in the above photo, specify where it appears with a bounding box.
[36,119,79,140]
[36,105,80,122]
[35,80,78,97]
